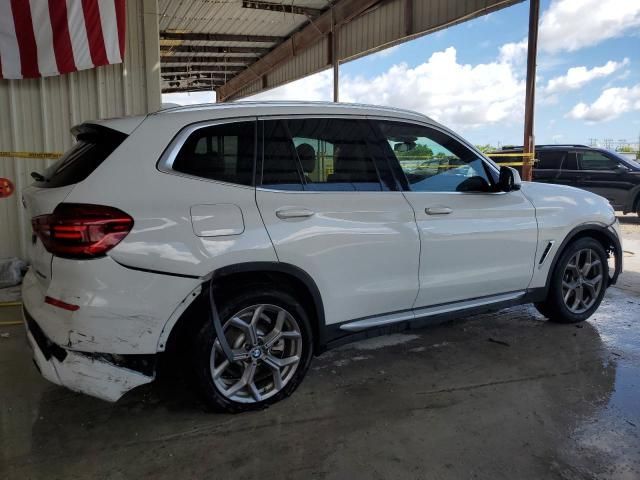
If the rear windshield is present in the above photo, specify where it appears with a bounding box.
[34,125,127,188]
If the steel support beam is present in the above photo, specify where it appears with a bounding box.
[217,0,383,101]
[143,0,161,111]
[241,1,323,17]
[159,32,284,43]
[162,65,243,73]
[331,9,339,103]
[162,86,218,94]
[160,56,255,64]
[160,45,269,55]
[522,0,539,182]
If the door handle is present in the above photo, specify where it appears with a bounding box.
[425,207,452,215]
[276,208,315,220]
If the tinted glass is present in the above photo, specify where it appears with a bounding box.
[36,127,126,188]
[262,118,386,191]
[561,152,578,171]
[536,151,565,169]
[376,121,493,192]
[173,121,255,185]
[579,151,619,171]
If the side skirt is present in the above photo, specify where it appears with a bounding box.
[320,288,547,352]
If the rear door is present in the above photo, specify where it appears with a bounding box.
[22,125,127,289]
[555,151,581,188]
[255,117,420,325]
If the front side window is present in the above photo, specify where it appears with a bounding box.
[578,151,619,171]
[172,121,255,185]
[376,121,493,193]
[261,118,391,191]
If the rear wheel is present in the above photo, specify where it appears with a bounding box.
[193,287,313,412]
[535,238,608,323]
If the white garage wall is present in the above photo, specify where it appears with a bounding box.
[0,0,160,260]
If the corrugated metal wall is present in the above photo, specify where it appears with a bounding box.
[227,0,521,100]
[0,0,160,260]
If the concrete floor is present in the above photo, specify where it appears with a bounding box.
[1,216,639,479]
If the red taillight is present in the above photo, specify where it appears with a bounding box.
[45,296,80,311]
[32,204,133,259]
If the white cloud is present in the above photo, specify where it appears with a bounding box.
[248,71,333,101]
[250,47,525,130]
[161,91,215,106]
[539,0,640,53]
[499,39,527,65]
[340,47,525,128]
[567,83,640,122]
[500,0,640,64]
[544,58,630,93]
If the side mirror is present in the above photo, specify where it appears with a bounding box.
[614,164,629,174]
[498,166,522,192]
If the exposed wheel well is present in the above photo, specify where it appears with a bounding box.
[547,225,622,291]
[163,266,325,364]
[634,191,640,213]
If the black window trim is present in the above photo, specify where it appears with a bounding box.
[367,116,502,194]
[255,114,403,193]
[157,116,258,189]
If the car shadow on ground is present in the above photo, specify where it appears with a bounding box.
[617,214,640,225]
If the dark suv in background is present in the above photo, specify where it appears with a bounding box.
[491,145,640,216]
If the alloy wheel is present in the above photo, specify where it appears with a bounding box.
[209,304,303,403]
[561,248,603,314]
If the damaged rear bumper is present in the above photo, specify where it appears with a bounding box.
[24,308,155,402]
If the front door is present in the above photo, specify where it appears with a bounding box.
[255,117,420,325]
[373,119,538,308]
[576,150,635,209]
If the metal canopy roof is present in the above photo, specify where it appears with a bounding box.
[159,0,330,94]
[158,0,522,100]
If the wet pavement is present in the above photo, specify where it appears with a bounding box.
[1,216,639,479]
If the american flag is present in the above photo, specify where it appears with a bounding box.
[0,0,126,79]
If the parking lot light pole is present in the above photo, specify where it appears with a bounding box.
[522,0,540,182]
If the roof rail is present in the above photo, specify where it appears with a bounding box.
[500,144,590,150]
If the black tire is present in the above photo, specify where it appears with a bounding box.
[535,237,608,323]
[193,286,313,413]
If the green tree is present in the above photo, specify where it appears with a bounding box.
[475,144,498,153]
[396,144,434,158]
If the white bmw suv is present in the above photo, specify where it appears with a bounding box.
[22,102,622,412]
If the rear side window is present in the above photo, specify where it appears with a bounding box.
[261,118,391,191]
[173,121,255,186]
[536,151,565,169]
[36,125,126,188]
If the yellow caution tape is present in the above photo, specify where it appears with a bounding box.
[0,151,62,160]
[486,152,535,157]
[0,321,23,326]
[0,301,22,307]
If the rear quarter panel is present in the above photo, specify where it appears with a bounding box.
[64,114,278,276]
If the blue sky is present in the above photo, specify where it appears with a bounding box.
[164,0,640,147]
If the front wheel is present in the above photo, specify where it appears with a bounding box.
[193,287,313,412]
[535,237,609,323]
